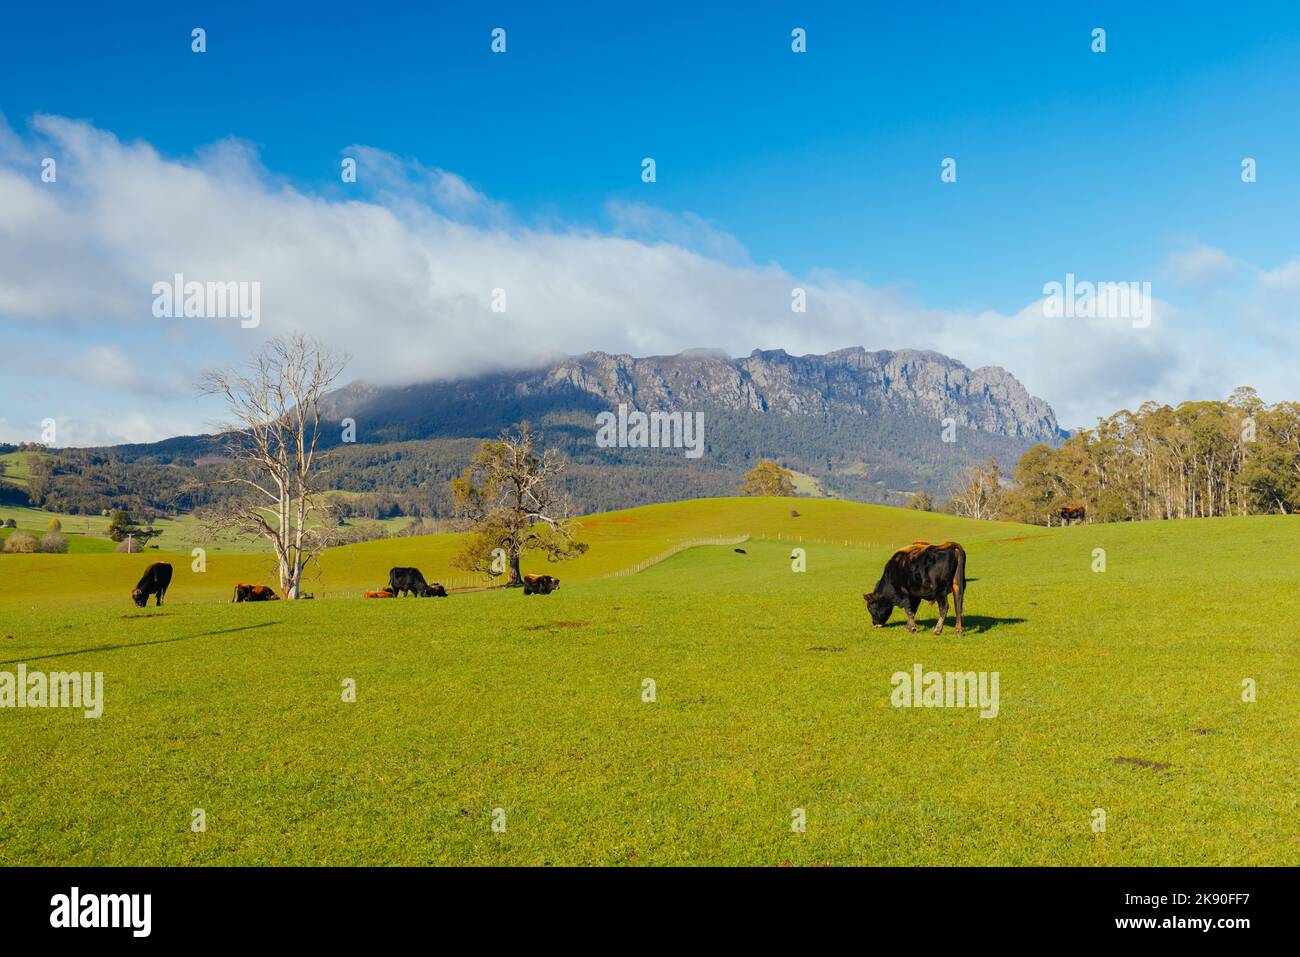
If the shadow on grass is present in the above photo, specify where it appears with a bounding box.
[0,622,279,664]
[882,614,1026,635]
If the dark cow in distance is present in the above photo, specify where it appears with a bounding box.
[131,562,173,608]
[522,574,560,595]
[1058,505,1086,525]
[233,584,279,602]
[863,541,966,636]
[388,567,443,597]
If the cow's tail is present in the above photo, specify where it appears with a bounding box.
[955,545,967,599]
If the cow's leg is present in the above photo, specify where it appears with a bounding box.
[933,593,948,636]
[156,588,165,607]
[903,597,919,634]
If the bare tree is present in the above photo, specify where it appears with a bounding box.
[947,456,1004,521]
[451,423,588,585]
[198,334,348,598]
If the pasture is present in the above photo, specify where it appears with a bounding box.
[0,497,1296,865]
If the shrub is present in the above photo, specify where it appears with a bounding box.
[38,531,69,554]
[905,490,935,511]
[2,518,15,528]
[47,517,62,533]
[115,538,146,554]
[3,531,39,553]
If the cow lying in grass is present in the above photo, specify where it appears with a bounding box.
[232,584,279,602]
[131,562,172,608]
[864,541,967,636]
[364,588,395,599]
[522,574,560,595]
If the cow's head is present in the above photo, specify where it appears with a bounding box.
[131,588,147,608]
[863,592,892,628]
[550,579,560,591]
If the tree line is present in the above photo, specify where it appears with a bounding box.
[943,388,1300,524]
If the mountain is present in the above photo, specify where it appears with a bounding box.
[18,347,1064,517]
[317,347,1064,508]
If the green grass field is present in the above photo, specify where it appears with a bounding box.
[0,504,259,556]
[1,497,1297,865]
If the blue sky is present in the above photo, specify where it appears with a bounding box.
[3,1,1300,443]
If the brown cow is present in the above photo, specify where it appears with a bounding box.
[522,574,560,595]
[1058,505,1087,525]
[364,588,396,599]
[864,541,967,636]
[233,584,279,602]
[131,562,172,607]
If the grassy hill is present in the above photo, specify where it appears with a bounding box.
[0,450,47,485]
[0,498,1021,607]
[0,497,1296,865]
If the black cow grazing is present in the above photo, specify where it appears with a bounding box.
[131,562,173,608]
[388,566,442,597]
[863,541,966,636]
[1058,505,1087,525]
[426,583,448,597]
[233,584,279,602]
[522,574,559,595]
[734,548,747,554]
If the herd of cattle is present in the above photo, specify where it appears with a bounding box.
[130,538,969,636]
[129,562,561,606]
[132,544,972,634]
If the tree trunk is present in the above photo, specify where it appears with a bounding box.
[508,547,523,586]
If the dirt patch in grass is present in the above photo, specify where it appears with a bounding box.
[1111,756,1173,771]
[808,646,847,652]
[524,620,593,631]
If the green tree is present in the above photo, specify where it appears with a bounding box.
[739,460,796,496]
[451,424,588,586]
[107,509,162,546]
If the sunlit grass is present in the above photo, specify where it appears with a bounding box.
[0,499,1296,864]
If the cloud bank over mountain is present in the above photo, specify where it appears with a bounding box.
[1,114,1291,444]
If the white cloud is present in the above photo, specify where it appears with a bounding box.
[0,115,1291,442]
[1161,244,1240,286]
[604,200,751,265]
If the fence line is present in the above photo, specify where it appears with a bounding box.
[755,532,897,550]
[594,534,752,580]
